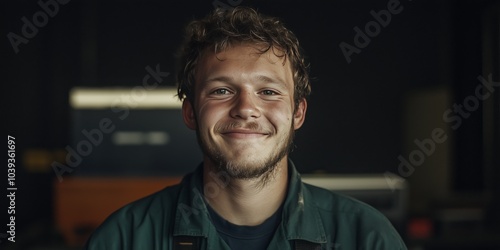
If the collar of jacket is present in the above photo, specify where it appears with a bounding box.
[172,159,328,244]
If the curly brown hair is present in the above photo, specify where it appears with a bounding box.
[175,6,311,109]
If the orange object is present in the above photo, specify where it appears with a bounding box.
[54,177,182,247]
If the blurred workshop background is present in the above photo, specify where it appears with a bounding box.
[3,0,500,249]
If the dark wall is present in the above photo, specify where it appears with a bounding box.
[2,0,499,248]
[5,0,452,173]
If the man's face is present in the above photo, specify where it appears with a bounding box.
[182,44,307,179]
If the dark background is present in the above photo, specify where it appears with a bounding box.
[2,0,500,249]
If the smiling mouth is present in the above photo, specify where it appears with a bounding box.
[221,129,269,139]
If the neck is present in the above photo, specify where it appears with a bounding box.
[202,157,289,226]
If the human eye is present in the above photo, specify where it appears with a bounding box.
[211,88,232,95]
[260,89,278,96]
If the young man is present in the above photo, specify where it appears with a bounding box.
[84,6,407,250]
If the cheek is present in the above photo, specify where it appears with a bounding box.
[196,102,225,130]
[265,104,294,127]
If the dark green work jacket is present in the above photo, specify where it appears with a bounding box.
[84,161,407,249]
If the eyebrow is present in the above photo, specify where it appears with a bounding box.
[204,74,287,86]
[204,76,234,85]
[254,74,287,86]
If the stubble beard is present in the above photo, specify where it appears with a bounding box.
[196,121,295,185]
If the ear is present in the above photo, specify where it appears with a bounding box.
[293,98,307,130]
[182,99,197,130]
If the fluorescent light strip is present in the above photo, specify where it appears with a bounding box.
[112,131,170,146]
[301,174,407,190]
[70,87,182,109]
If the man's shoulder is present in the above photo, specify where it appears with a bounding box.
[303,182,394,225]
[114,183,182,217]
[303,182,407,248]
[83,183,184,249]
[303,182,382,216]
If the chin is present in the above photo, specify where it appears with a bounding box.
[217,154,284,180]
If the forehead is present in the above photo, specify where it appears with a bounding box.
[195,44,293,86]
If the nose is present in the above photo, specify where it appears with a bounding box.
[230,90,261,120]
